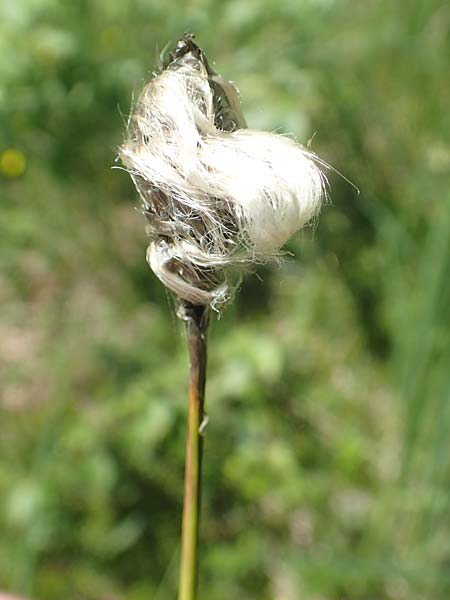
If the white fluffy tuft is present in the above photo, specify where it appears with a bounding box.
[120,38,327,310]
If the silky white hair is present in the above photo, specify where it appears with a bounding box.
[120,36,327,311]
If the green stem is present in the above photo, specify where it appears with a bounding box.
[178,304,209,600]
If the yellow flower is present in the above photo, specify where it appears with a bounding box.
[0,149,26,178]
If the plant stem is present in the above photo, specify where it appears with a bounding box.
[178,303,209,600]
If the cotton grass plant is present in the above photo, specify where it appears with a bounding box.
[119,34,327,600]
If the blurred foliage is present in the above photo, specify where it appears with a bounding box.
[1,0,450,598]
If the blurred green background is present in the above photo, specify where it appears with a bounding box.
[1,1,449,598]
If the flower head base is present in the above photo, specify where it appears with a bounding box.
[120,34,327,311]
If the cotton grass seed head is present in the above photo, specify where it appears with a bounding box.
[120,34,327,312]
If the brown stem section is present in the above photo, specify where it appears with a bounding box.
[178,303,209,600]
